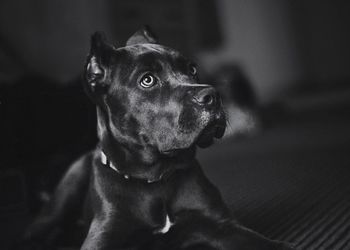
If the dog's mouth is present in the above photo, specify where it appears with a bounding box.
[159,109,227,156]
[196,116,226,148]
[161,126,224,156]
[161,114,226,156]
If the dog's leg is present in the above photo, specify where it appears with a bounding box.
[167,164,295,250]
[81,219,113,250]
[81,219,145,250]
[23,152,93,243]
[153,212,295,250]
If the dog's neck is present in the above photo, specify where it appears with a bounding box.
[96,107,159,164]
[99,150,165,183]
[96,107,195,182]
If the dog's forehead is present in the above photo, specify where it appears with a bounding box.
[110,44,194,91]
[116,44,187,69]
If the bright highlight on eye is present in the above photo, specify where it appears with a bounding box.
[140,73,157,88]
[189,64,197,76]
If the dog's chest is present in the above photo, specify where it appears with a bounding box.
[95,162,174,234]
[131,189,174,234]
[136,195,174,234]
[154,213,173,234]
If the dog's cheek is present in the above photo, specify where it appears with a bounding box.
[178,106,202,134]
[105,93,143,146]
[132,104,159,146]
[154,118,176,149]
[106,95,127,126]
[125,116,143,143]
[138,108,175,151]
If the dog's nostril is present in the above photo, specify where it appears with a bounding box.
[193,87,217,106]
[203,94,214,105]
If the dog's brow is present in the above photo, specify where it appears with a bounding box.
[178,82,211,88]
[137,57,164,73]
[166,72,206,88]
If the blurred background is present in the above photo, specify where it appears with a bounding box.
[1,0,350,249]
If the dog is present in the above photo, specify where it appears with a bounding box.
[21,27,295,250]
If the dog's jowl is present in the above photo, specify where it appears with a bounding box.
[22,27,295,250]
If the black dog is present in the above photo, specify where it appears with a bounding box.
[22,27,294,250]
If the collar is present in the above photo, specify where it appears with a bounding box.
[100,151,163,183]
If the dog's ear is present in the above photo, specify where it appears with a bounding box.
[126,25,158,46]
[85,32,114,101]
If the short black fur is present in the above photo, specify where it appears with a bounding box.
[20,27,295,250]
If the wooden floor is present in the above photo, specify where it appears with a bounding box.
[198,101,350,250]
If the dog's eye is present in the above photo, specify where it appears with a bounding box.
[189,64,197,76]
[140,74,157,88]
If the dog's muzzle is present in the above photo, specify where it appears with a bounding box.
[191,86,226,148]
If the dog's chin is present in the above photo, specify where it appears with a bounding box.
[161,148,192,157]
[196,122,225,148]
[196,135,214,148]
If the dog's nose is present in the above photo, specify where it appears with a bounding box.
[192,87,218,107]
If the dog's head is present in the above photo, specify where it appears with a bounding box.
[85,27,226,162]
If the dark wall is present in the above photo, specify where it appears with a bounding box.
[200,0,350,102]
[0,0,221,84]
[290,1,350,85]
[0,0,108,83]
[0,0,349,101]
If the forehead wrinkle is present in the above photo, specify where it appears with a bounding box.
[139,44,167,53]
[139,44,182,57]
[122,44,165,55]
[121,44,181,57]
